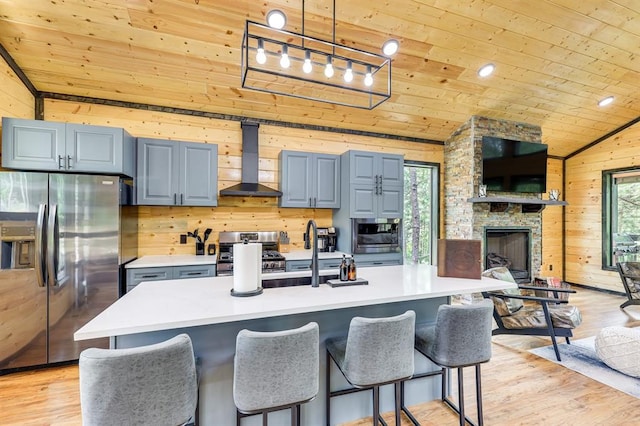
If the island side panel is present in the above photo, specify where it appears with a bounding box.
[114,297,448,426]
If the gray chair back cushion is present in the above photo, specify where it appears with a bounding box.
[418,300,493,367]
[233,322,319,412]
[343,310,416,386]
[79,333,198,426]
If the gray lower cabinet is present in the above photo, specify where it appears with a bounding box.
[341,150,404,218]
[279,150,340,208]
[136,138,218,206]
[126,264,216,292]
[1,117,135,176]
[285,258,343,272]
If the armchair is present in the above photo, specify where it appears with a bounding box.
[481,267,583,361]
[616,262,640,309]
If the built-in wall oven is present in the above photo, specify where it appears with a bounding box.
[351,218,402,254]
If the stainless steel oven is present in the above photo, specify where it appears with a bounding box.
[351,218,402,254]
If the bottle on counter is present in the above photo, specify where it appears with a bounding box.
[339,254,348,281]
[348,256,357,281]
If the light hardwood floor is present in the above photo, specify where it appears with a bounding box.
[1,287,639,426]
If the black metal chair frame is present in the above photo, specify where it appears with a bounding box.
[482,285,577,362]
[616,262,640,310]
[236,396,315,426]
[325,350,415,426]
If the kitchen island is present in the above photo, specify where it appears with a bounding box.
[75,264,514,425]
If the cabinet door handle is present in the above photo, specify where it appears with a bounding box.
[375,175,379,195]
[314,197,317,207]
[141,274,160,278]
[309,197,312,207]
[58,155,65,169]
[67,155,72,169]
[174,193,177,204]
[185,271,202,276]
[181,193,184,205]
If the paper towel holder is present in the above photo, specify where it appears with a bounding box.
[230,287,264,297]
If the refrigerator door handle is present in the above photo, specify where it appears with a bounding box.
[47,204,60,287]
[35,203,48,287]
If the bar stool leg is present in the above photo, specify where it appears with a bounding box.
[326,351,331,426]
[476,365,483,426]
[457,367,465,426]
[262,411,268,426]
[373,386,380,426]
[394,382,401,425]
[291,404,300,426]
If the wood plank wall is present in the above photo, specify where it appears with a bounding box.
[541,158,564,277]
[0,59,34,168]
[565,122,640,292]
[44,99,444,255]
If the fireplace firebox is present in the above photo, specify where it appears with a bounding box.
[484,228,531,283]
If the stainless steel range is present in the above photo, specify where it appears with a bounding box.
[216,231,286,276]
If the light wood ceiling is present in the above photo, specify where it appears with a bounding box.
[1,0,639,157]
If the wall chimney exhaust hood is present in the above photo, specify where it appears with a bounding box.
[219,121,283,197]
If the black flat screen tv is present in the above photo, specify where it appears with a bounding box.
[481,136,548,193]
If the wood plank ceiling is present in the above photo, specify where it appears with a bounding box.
[0,0,638,157]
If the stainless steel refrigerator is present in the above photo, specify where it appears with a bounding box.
[0,171,137,373]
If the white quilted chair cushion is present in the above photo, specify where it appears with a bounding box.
[595,326,640,378]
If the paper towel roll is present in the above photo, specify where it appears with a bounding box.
[233,242,262,293]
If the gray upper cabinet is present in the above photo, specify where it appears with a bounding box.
[1,117,134,176]
[279,150,340,208]
[136,138,218,206]
[342,150,404,218]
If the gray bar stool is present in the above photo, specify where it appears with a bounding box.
[408,300,493,426]
[325,310,415,426]
[233,322,319,426]
[79,333,199,426]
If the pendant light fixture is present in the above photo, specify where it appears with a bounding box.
[240,0,398,109]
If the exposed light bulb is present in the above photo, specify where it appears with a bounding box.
[280,45,290,69]
[344,61,353,83]
[303,51,312,74]
[364,66,373,87]
[255,39,266,65]
[324,57,334,78]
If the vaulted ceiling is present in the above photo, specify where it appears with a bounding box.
[1,0,639,157]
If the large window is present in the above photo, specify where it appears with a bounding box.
[603,168,640,268]
[403,162,439,264]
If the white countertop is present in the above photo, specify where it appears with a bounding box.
[75,264,514,341]
[126,255,216,268]
[282,249,349,261]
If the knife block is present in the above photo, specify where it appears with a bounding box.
[278,243,290,253]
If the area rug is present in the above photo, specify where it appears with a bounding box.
[529,336,640,399]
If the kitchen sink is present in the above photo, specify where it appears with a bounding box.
[262,274,339,289]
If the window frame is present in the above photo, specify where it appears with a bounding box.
[403,160,440,265]
[602,166,640,271]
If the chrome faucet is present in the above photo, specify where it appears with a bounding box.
[305,219,320,287]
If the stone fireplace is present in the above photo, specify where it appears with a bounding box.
[444,116,543,281]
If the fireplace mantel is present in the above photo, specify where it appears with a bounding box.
[467,197,568,213]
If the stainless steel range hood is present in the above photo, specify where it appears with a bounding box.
[219,121,282,197]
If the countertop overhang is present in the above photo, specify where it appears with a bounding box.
[75,264,515,341]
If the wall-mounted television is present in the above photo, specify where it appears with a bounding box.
[481,136,548,193]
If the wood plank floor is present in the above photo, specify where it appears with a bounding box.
[1,287,639,426]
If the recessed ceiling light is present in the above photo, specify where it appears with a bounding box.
[477,63,495,78]
[382,39,399,56]
[266,10,286,29]
[598,96,614,107]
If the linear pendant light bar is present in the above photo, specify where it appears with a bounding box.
[240,6,392,109]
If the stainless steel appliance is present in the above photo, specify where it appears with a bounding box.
[216,231,286,276]
[317,227,337,252]
[351,218,402,254]
[0,172,136,373]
